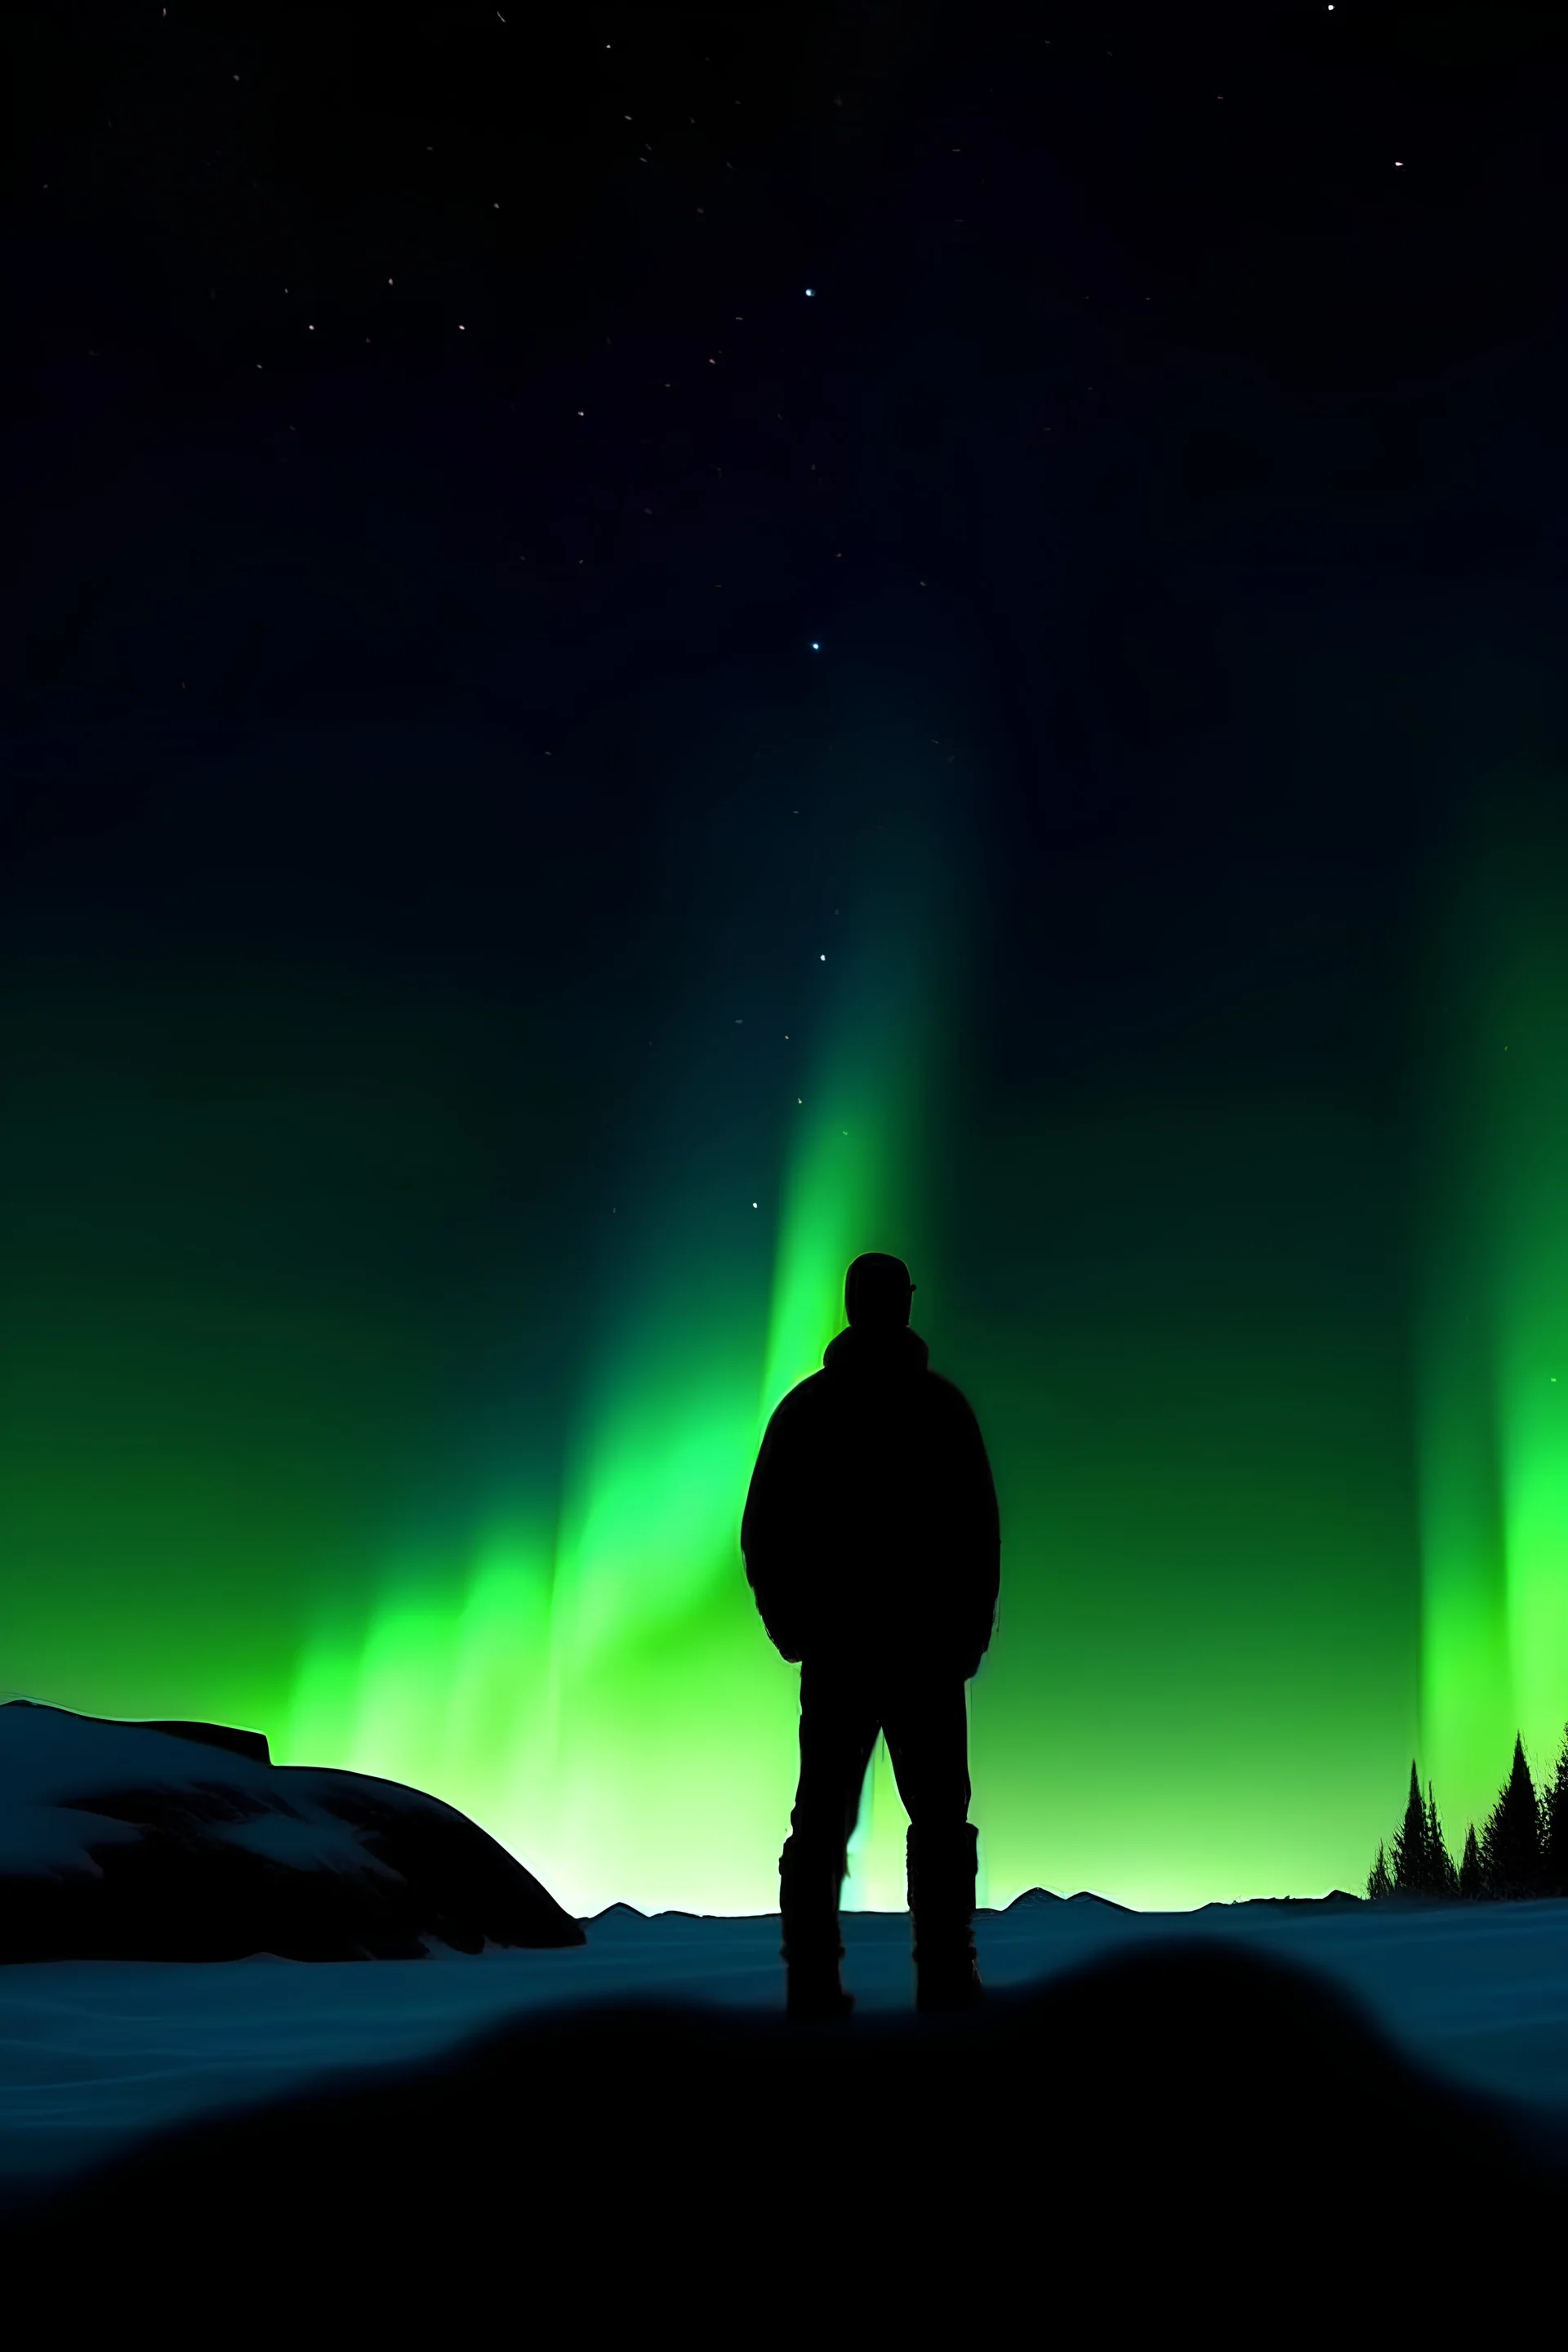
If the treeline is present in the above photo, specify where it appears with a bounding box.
[1367,1726,1568,1900]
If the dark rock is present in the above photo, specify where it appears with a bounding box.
[0,1699,586,1962]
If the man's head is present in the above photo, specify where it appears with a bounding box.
[844,1252,916,1332]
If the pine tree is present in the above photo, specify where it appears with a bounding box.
[1366,1838,1393,1900]
[1390,1760,1430,1893]
[1480,1732,1544,1899]
[1539,1723,1568,1900]
[1424,1780,1459,1896]
[1458,1821,1484,1900]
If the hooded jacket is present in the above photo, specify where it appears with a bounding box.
[741,1323,1000,1677]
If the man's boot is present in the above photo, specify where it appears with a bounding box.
[779,1835,855,2022]
[908,1820,985,2015]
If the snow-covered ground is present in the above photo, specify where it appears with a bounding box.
[3,1889,1567,2220]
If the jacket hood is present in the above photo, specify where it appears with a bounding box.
[822,1325,929,1377]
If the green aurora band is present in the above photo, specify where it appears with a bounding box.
[1411,772,1568,1850]
[276,764,970,1920]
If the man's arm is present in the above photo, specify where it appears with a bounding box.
[742,1404,811,1662]
[956,1396,1001,1676]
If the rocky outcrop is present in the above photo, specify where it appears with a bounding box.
[0,1699,585,1961]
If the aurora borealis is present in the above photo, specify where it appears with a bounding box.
[2,6,1565,1918]
[1410,775,1568,1861]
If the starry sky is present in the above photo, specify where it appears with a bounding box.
[2,2,1566,1913]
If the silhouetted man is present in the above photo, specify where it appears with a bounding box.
[742,1252,1000,2020]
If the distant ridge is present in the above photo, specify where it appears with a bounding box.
[1000,1888,1135,1913]
[1214,1890,1366,1911]
[583,1888,1373,1923]
[1001,1887,1367,1915]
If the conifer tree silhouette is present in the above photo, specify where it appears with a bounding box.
[1458,1821,1484,1900]
[1365,1838,1393,1900]
[1540,1723,1568,1900]
[1480,1733,1544,1898]
[1424,1779,1459,1896]
[1390,1761,1430,1893]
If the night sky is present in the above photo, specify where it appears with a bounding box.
[3,2,1566,1916]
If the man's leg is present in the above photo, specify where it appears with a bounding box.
[882,1671,983,2011]
[780,1652,880,2016]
